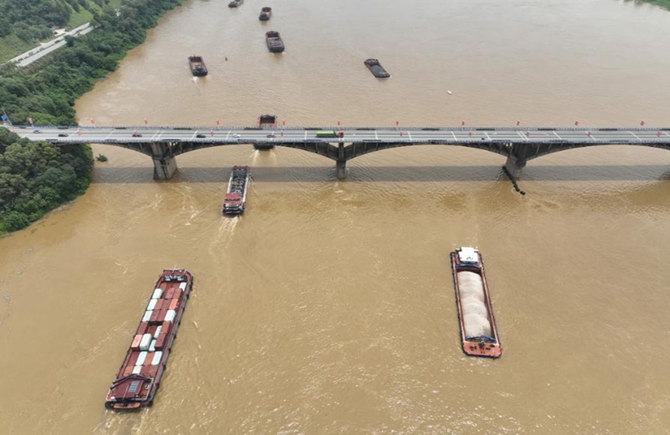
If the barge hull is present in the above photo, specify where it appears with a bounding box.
[450,248,502,358]
[105,269,193,409]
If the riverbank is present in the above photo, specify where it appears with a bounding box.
[0,0,185,235]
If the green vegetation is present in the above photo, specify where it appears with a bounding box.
[0,129,92,235]
[643,0,670,10]
[0,0,185,235]
[96,154,108,162]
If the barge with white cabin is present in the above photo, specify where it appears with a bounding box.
[450,247,502,358]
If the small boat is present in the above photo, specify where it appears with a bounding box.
[259,7,272,21]
[228,0,243,7]
[223,166,250,215]
[188,55,208,77]
[364,58,390,79]
[450,247,502,358]
[105,269,194,409]
[265,31,285,53]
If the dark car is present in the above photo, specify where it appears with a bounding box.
[196,134,206,138]
[58,133,69,137]
[266,133,275,138]
[132,132,143,137]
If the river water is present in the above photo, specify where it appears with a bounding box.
[2,0,670,433]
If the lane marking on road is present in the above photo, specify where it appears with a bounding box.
[226,131,231,140]
[553,131,563,140]
[451,132,458,141]
[191,131,197,140]
[407,131,413,141]
[484,132,491,141]
[629,131,642,141]
[517,131,528,141]
[375,130,379,140]
[104,131,114,140]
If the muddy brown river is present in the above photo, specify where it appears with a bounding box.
[2,0,670,433]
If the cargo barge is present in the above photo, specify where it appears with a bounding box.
[259,7,272,21]
[364,58,390,78]
[188,56,208,77]
[105,269,194,409]
[223,166,250,215]
[258,114,277,128]
[266,31,285,53]
[450,247,502,358]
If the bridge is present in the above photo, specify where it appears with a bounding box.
[5,125,670,179]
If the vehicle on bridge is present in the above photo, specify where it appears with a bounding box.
[223,166,250,216]
[105,269,193,409]
[188,55,208,77]
[315,130,340,138]
[364,58,390,79]
[259,6,272,20]
[450,247,501,358]
[265,31,285,53]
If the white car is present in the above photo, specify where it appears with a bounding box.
[232,134,241,138]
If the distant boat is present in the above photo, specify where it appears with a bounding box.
[265,31,285,53]
[258,114,277,127]
[188,55,208,77]
[364,58,390,79]
[447,90,453,95]
[228,0,243,7]
[259,7,272,21]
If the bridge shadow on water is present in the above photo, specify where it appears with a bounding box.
[91,165,670,184]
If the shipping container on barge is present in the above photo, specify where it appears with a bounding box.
[364,58,390,78]
[188,55,208,77]
[450,247,502,358]
[265,31,285,53]
[223,166,250,215]
[105,269,193,409]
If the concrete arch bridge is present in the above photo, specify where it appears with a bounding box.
[6,125,670,179]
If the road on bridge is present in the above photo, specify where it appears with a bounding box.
[5,125,670,145]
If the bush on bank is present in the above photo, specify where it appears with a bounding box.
[0,0,184,235]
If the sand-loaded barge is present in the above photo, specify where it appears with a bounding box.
[450,247,502,358]
[104,269,193,409]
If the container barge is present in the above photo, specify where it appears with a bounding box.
[450,247,502,358]
[259,7,272,21]
[105,269,193,409]
[266,31,285,53]
[188,56,208,77]
[364,58,390,78]
[223,166,250,215]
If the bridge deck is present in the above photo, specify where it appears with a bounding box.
[6,125,670,145]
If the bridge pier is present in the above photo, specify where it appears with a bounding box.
[504,156,527,178]
[336,159,347,180]
[336,142,346,179]
[151,143,178,180]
